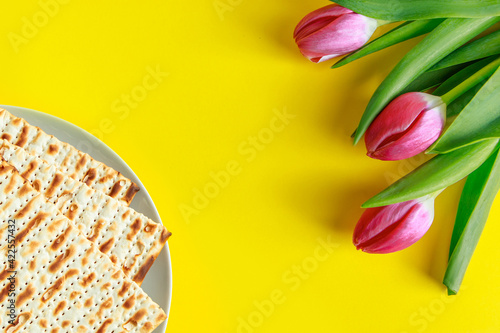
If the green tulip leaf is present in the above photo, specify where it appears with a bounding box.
[429,65,500,154]
[332,19,443,69]
[332,0,500,20]
[353,17,500,144]
[444,147,500,295]
[401,63,470,93]
[430,29,500,71]
[446,80,487,118]
[362,139,499,208]
[433,56,497,96]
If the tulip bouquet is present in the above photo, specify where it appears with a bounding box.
[294,1,500,294]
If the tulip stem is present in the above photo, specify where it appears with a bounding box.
[376,20,396,26]
[441,56,500,105]
[430,188,445,199]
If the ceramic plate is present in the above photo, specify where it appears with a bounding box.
[1,105,172,333]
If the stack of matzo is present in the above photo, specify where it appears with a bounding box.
[0,109,170,332]
[0,109,140,206]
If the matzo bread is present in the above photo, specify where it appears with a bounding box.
[0,162,166,332]
[0,140,170,285]
[0,109,140,206]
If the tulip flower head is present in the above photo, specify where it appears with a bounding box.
[293,4,378,63]
[365,92,446,161]
[353,196,435,254]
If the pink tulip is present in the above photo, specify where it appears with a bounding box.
[353,196,435,254]
[365,92,446,161]
[293,4,378,63]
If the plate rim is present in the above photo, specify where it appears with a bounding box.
[0,105,172,331]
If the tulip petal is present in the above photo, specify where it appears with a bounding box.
[368,104,445,160]
[353,198,434,254]
[364,202,434,253]
[296,13,376,60]
[293,4,352,39]
[353,203,415,248]
[365,93,428,152]
[294,4,377,63]
[294,16,338,42]
[365,92,445,160]
[313,54,339,64]
[354,199,417,247]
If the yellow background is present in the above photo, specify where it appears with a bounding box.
[1,1,499,332]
